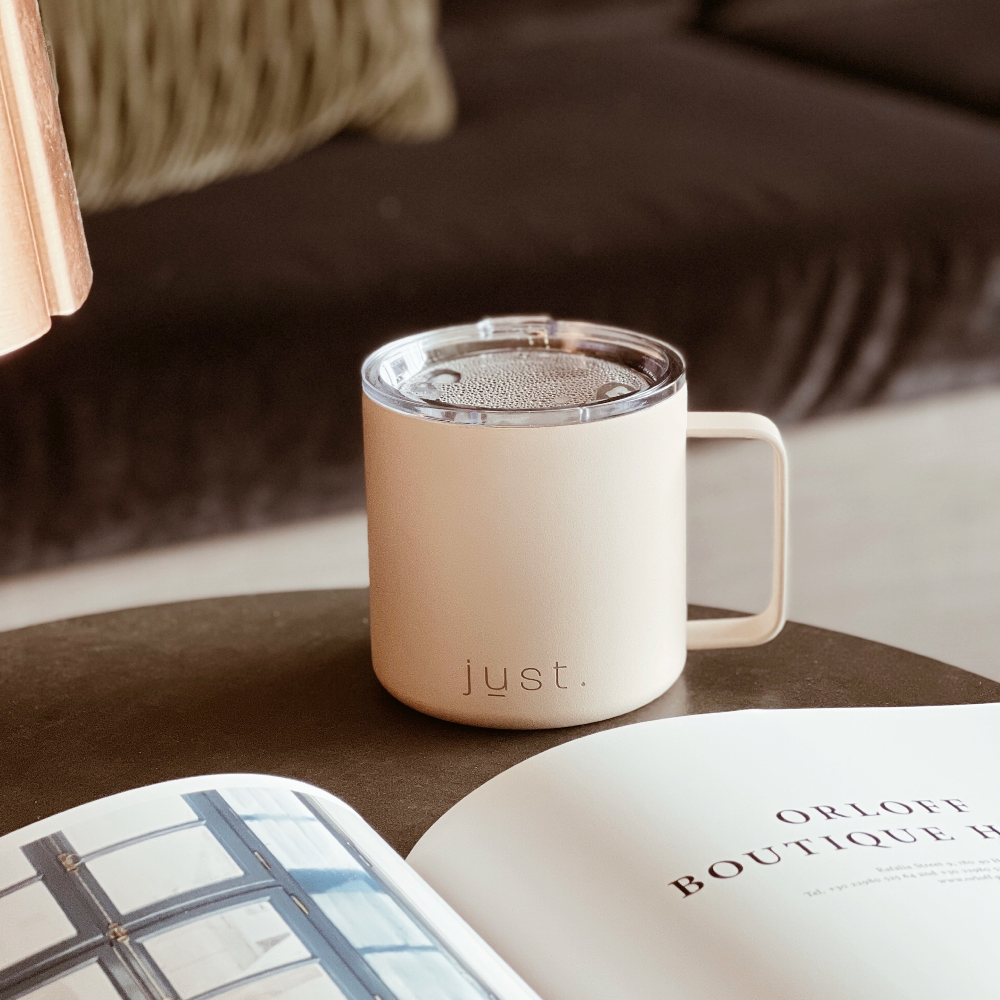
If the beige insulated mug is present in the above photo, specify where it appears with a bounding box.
[362,317,788,729]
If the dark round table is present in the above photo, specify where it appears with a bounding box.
[1,589,997,855]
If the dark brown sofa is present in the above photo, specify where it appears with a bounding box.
[2,0,998,576]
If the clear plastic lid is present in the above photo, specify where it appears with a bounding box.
[361,316,686,427]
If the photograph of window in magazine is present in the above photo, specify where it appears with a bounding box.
[0,782,520,1000]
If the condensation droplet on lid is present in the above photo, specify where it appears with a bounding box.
[595,382,636,401]
[408,382,439,401]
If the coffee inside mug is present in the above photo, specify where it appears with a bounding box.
[363,316,685,427]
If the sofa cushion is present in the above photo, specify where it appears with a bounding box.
[1,9,999,574]
[708,0,1000,120]
[41,0,456,211]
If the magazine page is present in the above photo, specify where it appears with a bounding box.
[409,703,1000,1000]
[0,774,540,1000]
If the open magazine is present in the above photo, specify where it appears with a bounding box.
[3,703,1000,1000]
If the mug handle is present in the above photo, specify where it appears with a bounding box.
[686,411,789,650]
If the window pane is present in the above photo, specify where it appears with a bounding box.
[63,796,198,857]
[367,951,490,1000]
[20,962,123,1000]
[222,789,429,948]
[143,900,311,999]
[222,788,490,999]
[308,885,429,951]
[221,789,359,871]
[86,826,243,914]
[0,882,77,971]
[217,963,350,1000]
[0,846,35,892]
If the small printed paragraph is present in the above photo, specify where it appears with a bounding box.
[803,857,1000,897]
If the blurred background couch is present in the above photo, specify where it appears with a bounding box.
[1,0,997,675]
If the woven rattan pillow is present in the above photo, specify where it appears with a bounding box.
[39,0,456,212]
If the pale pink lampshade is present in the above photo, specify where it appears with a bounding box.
[0,0,91,355]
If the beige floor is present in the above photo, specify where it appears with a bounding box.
[2,386,998,682]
